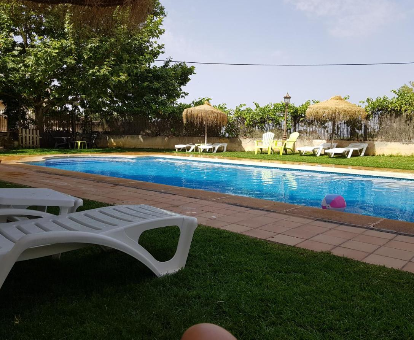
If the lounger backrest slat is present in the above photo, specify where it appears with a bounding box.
[120,206,177,219]
[63,216,110,231]
[0,225,27,243]
[16,223,47,236]
[83,211,125,227]
[0,229,18,246]
[0,234,15,251]
[0,236,16,256]
[105,210,155,222]
[97,209,138,223]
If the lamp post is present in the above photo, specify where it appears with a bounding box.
[283,92,291,141]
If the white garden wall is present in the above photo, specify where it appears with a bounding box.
[96,135,414,156]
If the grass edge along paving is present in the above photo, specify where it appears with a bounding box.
[1,181,414,339]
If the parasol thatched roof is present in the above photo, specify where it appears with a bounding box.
[183,102,228,127]
[16,0,147,7]
[306,96,366,121]
[9,0,154,31]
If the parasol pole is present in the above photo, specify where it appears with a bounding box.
[331,114,336,148]
[205,124,208,144]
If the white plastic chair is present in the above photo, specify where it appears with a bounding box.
[0,205,198,289]
[254,132,275,155]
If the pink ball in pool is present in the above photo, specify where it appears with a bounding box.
[321,194,346,212]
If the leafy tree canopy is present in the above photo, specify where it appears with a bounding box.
[364,81,414,118]
[0,1,194,132]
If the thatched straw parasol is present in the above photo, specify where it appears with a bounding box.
[183,102,228,144]
[9,0,154,31]
[15,0,148,7]
[306,96,367,146]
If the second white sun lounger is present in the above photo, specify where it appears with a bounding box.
[297,143,337,157]
[175,144,196,152]
[198,144,214,152]
[212,143,227,152]
[325,143,368,158]
[0,205,197,289]
[198,143,228,153]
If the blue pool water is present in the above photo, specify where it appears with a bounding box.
[29,156,414,222]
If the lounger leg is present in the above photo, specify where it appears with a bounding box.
[360,148,367,156]
[114,217,198,276]
[0,253,16,290]
[159,217,198,274]
[315,148,322,157]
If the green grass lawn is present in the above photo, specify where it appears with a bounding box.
[0,147,144,156]
[1,148,414,171]
[1,182,414,339]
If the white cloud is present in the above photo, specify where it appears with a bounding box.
[270,50,285,58]
[159,16,226,61]
[286,0,404,37]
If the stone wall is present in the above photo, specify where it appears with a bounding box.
[97,135,414,156]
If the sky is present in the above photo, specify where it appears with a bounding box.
[157,0,414,108]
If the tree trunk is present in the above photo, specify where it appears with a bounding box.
[34,103,45,134]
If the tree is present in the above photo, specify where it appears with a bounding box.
[0,1,194,133]
[364,82,414,117]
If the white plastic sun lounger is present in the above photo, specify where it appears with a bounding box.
[297,143,337,157]
[175,144,196,152]
[212,143,227,153]
[198,143,228,153]
[0,188,83,222]
[325,143,368,158]
[0,205,197,289]
[198,144,214,152]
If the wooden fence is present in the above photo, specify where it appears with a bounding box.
[19,128,40,148]
[0,114,7,132]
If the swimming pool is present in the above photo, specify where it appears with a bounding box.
[29,156,414,222]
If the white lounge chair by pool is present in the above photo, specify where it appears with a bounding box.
[0,205,198,289]
[297,142,337,157]
[212,143,227,153]
[175,144,196,152]
[0,188,83,222]
[198,144,214,152]
[325,143,368,158]
[198,143,228,153]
